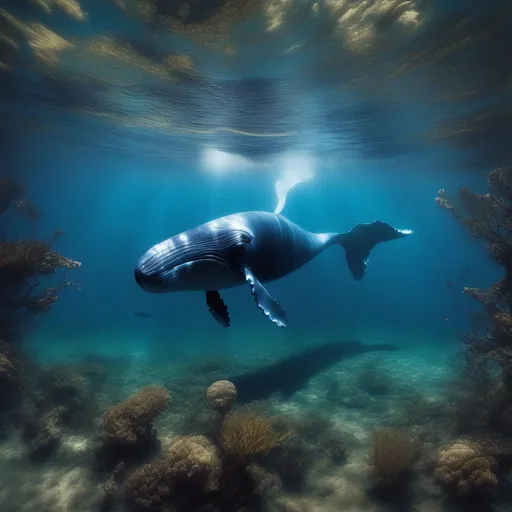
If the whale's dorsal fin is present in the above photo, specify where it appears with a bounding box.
[243,267,287,327]
[206,290,230,327]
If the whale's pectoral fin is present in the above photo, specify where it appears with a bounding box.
[206,290,230,327]
[243,267,287,327]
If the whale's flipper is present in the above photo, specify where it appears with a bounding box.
[206,290,230,327]
[243,267,287,327]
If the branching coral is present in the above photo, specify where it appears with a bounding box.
[0,236,80,283]
[0,184,80,418]
[103,385,170,446]
[368,428,417,486]
[220,410,290,463]
[0,205,80,337]
[437,166,512,431]
[434,440,498,496]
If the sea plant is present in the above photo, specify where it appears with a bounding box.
[220,410,291,463]
[369,428,417,486]
[437,166,512,432]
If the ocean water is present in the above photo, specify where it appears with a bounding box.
[1,0,510,511]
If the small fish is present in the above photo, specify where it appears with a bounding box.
[134,311,154,318]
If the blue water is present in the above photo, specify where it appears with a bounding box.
[13,155,497,363]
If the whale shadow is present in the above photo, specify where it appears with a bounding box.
[228,340,398,403]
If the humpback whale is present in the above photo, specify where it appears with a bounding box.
[134,211,412,327]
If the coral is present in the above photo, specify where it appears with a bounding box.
[0,237,80,284]
[166,435,221,491]
[438,166,512,433]
[220,410,290,463]
[0,212,80,345]
[103,385,170,446]
[96,385,170,471]
[206,380,237,412]
[125,458,174,511]
[434,440,498,496]
[23,406,64,461]
[369,428,417,486]
[124,435,221,510]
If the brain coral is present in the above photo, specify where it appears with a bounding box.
[434,440,498,496]
[206,380,237,412]
[103,385,170,445]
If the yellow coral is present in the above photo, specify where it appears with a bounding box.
[220,411,290,462]
[434,440,498,496]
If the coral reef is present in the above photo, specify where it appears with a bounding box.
[119,381,289,511]
[434,440,498,497]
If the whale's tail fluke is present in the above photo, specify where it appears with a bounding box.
[332,222,413,280]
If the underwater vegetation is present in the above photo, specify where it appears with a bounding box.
[0,178,79,414]
[437,166,512,435]
[427,165,512,503]
[368,428,417,488]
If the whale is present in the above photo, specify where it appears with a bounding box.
[134,211,412,327]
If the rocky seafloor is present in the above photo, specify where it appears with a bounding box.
[0,342,509,512]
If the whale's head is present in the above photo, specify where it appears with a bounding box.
[135,219,253,293]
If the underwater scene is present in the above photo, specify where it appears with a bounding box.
[1,0,511,510]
